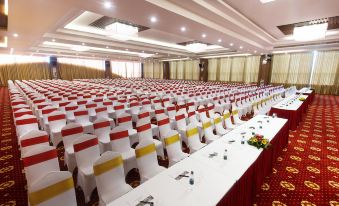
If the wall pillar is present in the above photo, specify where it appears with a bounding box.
[105,60,112,79]
[49,56,60,79]
[257,55,272,85]
[199,58,208,82]
[163,62,170,79]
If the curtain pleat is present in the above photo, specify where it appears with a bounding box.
[244,56,260,83]
[58,63,105,80]
[170,61,177,79]
[230,57,246,82]
[0,63,51,86]
[311,51,339,95]
[192,60,200,80]
[219,58,232,82]
[208,58,218,81]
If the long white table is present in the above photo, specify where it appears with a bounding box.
[270,94,309,130]
[108,115,288,206]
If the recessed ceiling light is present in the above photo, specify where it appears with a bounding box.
[155,52,158,54]
[82,43,85,45]
[150,16,157,23]
[202,34,206,38]
[181,27,186,32]
[106,46,109,49]
[218,39,222,42]
[104,2,112,9]
[239,46,243,49]
[142,51,144,53]
[125,48,128,51]
[260,0,275,4]
[13,33,18,38]
[260,53,263,55]
[52,39,56,42]
[229,43,234,46]
[254,50,257,53]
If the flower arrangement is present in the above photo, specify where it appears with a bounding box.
[299,97,306,101]
[247,134,271,149]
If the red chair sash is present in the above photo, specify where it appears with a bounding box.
[74,138,98,152]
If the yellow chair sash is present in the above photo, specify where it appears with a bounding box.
[187,127,199,138]
[232,110,238,115]
[202,121,212,129]
[223,113,231,119]
[29,177,74,206]
[164,134,180,146]
[136,144,156,158]
[214,117,221,124]
[94,156,123,176]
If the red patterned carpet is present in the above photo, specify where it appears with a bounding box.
[254,95,339,206]
[0,86,338,206]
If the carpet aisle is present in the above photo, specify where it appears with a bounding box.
[0,86,338,206]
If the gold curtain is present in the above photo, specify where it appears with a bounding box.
[286,52,313,87]
[311,51,339,95]
[230,57,246,82]
[153,61,161,79]
[159,62,164,79]
[184,60,193,80]
[270,54,291,84]
[0,63,51,86]
[243,56,260,83]
[208,58,218,81]
[192,60,200,80]
[58,63,105,80]
[143,62,154,78]
[219,58,232,82]
[169,61,177,79]
[176,61,184,79]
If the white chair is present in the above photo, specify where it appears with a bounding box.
[93,117,112,154]
[93,151,133,205]
[166,104,177,121]
[28,171,77,206]
[15,114,39,139]
[138,110,159,138]
[202,120,220,144]
[85,101,97,121]
[113,104,125,119]
[20,130,49,156]
[175,113,188,145]
[95,107,115,127]
[40,106,58,131]
[61,123,84,172]
[232,109,246,125]
[157,114,176,141]
[22,145,60,190]
[136,120,165,159]
[117,112,138,146]
[186,123,206,153]
[110,126,137,176]
[64,104,78,122]
[214,114,228,136]
[73,109,94,134]
[73,134,100,203]
[129,101,140,123]
[164,130,189,167]
[135,139,166,183]
[223,110,236,130]
[48,111,67,146]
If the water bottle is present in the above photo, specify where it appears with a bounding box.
[223,149,227,160]
[189,171,194,185]
[241,136,245,144]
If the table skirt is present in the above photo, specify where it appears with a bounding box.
[217,121,289,206]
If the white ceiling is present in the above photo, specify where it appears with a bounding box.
[1,0,339,61]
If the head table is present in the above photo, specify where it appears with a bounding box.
[269,94,310,130]
[108,115,289,206]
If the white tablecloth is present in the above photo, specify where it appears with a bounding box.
[108,115,288,206]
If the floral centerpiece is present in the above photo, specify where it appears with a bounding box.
[298,97,306,101]
[247,134,271,149]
